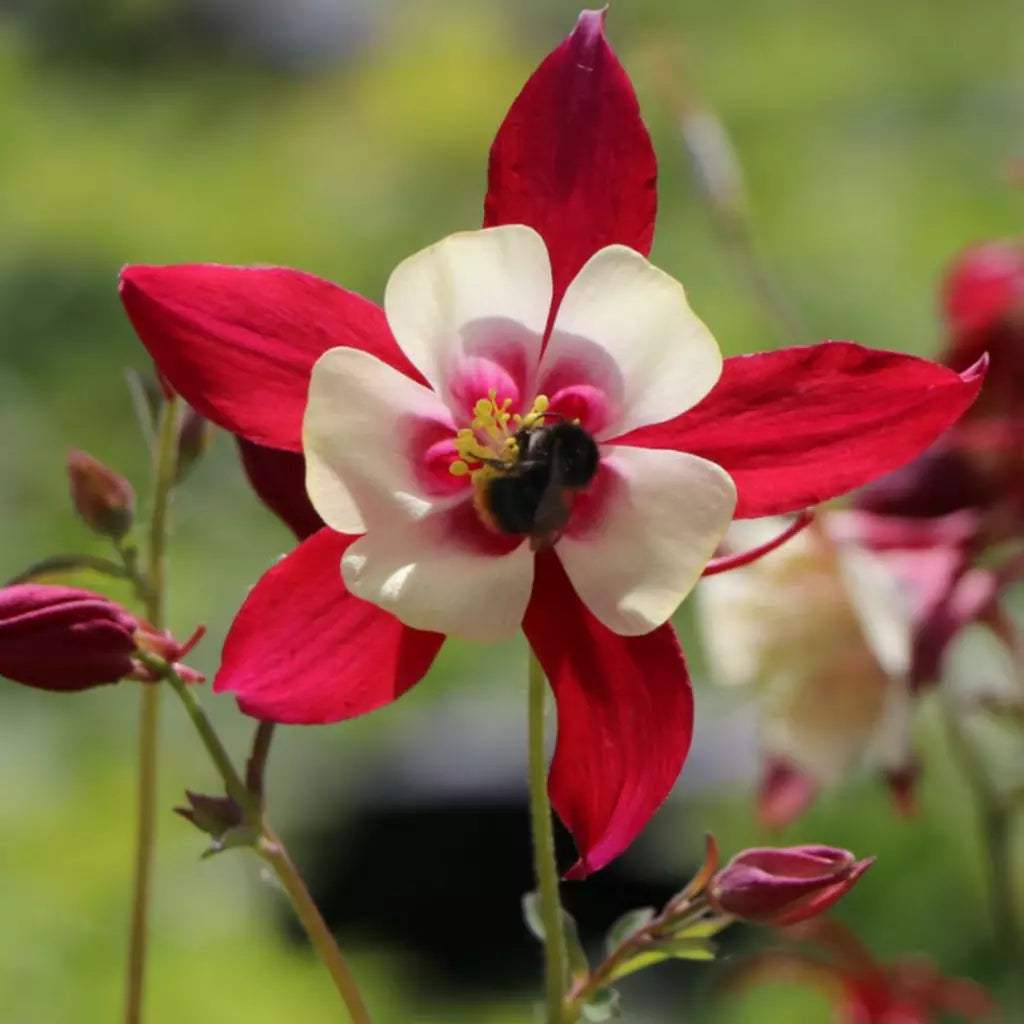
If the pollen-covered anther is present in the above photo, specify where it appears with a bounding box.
[448,391,550,479]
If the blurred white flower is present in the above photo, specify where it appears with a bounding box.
[697,515,918,824]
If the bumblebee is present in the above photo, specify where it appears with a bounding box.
[480,420,599,551]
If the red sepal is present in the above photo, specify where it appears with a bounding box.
[214,529,444,723]
[484,9,657,309]
[616,342,986,519]
[119,264,421,451]
[523,553,692,878]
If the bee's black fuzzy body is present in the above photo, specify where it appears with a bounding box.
[481,422,599,549]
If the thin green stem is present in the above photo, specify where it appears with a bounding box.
[148,656,370,1022]
[146,398,180,623]
[568,898,719,1009]
[125,684,159,1024]
[161,667,251,811]
[941,700,1023,983]
[527,649,568,1024]
[125,396,180,1024]
[257,829,372,1024]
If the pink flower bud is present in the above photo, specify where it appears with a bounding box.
[0,584,139,692]
[709,845,873,926]
[67,449,135,539]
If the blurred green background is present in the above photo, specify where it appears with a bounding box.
[1,0,1022,1020]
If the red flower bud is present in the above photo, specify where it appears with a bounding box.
[0,584,139,692]
[709,845,873,926]
[67,449,135,539]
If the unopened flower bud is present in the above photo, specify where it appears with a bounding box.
[709,845,873,926]
[0,584,139,692]
[68,449,135,539]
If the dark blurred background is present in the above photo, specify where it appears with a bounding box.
[1,0,1022,1020]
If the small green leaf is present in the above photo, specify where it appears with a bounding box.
[522,891,545,943]
[562,909,590,980]
[605,937,718,983]
[658,937,718,961]
[605,907,656,955]
[521,891,589,980]
[673,916,732,940]
[581,987,620,1021]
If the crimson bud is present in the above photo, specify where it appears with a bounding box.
[0,584,139,692]
[709,845,873,926]
[67,449,135,539]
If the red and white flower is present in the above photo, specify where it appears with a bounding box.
[302,224,737,641]
[118,10,984,876]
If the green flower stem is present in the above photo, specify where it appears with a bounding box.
[527,649,568,1023]
[155,663,370,1022]
[161,668,251,811]
[568,898,723,1012]
[125,396,180,1024]
[257,829,372,1024]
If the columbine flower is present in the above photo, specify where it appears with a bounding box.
[118,10,983,876]
[708,845,872,926]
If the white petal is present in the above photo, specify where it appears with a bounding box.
[304,347,457,534]
[836,540,913,679]
[384,226,551,407]
[342,514,535,642]
[558,447,736,636]
[541,246,723,439]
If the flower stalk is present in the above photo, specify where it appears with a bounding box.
[146,654,371,1023]
[256,829,371,1024]
[527,649,569,1023]
[124,395,180,1024]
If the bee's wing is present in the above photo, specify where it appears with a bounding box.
[530,437,572,551]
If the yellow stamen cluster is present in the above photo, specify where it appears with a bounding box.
[449,390,550,483]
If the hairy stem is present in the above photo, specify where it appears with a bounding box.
[527,649,568,1023]
[257,829,372,1024]
[125,396,180,1024]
